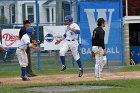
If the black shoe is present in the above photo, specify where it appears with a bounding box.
[27,73,37,77]
[30,73,37,77]
[78,69,83,77]
[60,65,66,71]
[26,73,32,77]
[22,76,30,81]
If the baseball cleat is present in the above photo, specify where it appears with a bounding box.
[60,65,66,71]
[26,73,37,77]
[22,76,30,81]
[78,69,83,77]
[95,77,100,81]
[95,76,100,81]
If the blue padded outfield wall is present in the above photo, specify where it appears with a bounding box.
[80,0,123,62]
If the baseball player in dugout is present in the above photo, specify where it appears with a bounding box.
[19,20,37,77]
[55,15,83,77]
[16,27,39,81]
[92,18,107,80]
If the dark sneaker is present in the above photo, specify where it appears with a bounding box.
[30,74,37,77]
[27,73,37,77]
[22,76,30,81]
[26,73,32,77]
[78,69,83,77]
[60,65,66,71]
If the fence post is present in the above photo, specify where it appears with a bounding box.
[76,0,78,23]
[35,0,41,70]
[55,0,62,64]
[70,0,72,15]
[120,0,125,65]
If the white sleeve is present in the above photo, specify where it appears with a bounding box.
[22,36,32,47]
[72,23,80,30]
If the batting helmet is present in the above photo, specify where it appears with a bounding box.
[26,27,35,35]
[65,15,73,22]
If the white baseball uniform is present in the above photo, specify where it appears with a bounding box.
[16,34,31,67]
[59,23,80,61]
[92,46,107,78]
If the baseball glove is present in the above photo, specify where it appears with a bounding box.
[103,49,106,56]
[91,51,95,58]
[32,40,41,46]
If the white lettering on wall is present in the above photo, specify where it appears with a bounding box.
[84,9,115,44]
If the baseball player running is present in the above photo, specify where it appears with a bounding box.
[16,27,39,81]
[92,18,107,80]
[55,15,83,77]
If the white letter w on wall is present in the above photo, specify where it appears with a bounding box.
[84,9,114,44]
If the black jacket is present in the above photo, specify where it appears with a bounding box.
[92,27,105,49]
[19,26,26,40]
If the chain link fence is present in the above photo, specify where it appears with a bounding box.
[0,0,138,77]
[0,0,95,73]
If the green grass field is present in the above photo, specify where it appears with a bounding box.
[1,79,140,93]
[0,55,94,77]
[114,64,140,72]
[0,55,140,93]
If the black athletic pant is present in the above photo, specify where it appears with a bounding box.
[26,47,33,74]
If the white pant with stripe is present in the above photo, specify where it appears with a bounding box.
[59,40,80,61]
[92,46,107,78]
[16,48,28,67]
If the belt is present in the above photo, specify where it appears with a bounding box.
[67,39,75,41]
[17,47,21,49]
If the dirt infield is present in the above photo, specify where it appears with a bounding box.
[0,71,140,85]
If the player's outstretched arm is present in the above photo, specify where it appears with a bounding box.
[55,36,65,45]
[30,44,40,51]
[31,40,40,46]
